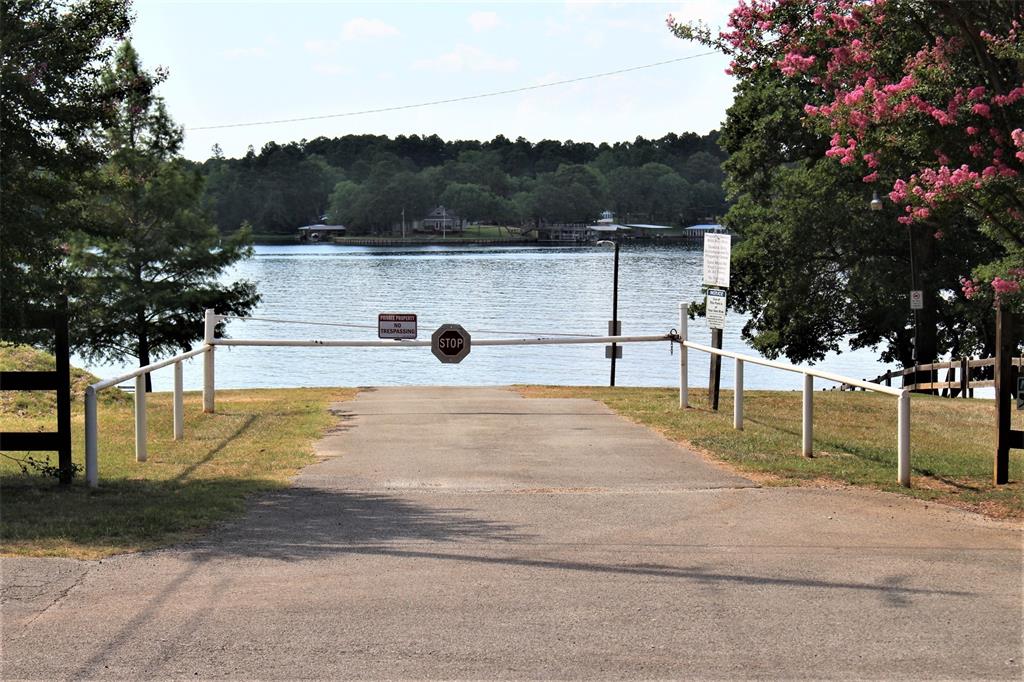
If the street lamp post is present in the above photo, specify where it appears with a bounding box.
[872,191,922,383]
[597,239,620,387]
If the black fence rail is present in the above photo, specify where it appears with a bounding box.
[0,307,73,484]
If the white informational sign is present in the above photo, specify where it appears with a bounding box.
[910,290,923,310]
[378,313,417,339]
[703,233,731,289]
[706,288,727,330]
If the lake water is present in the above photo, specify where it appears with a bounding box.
[81,243,896,392]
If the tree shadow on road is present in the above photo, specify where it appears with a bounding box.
[177,486,974,610]
[184,486,529,562]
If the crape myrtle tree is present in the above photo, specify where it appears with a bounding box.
[0,0,131,338]
[669,0,1023,371]
[69,43,259,389]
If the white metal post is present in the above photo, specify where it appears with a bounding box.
[85,386,98,487]
[134,374,148,462]
[173,360,184,440]
[898,391,911,487]
[203,308,216,414]
[802,373,813,457]
[734,358,744,430]
[678,303,688,409]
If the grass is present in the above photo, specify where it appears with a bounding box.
[1,346,354,558]
[518,386,1024,520]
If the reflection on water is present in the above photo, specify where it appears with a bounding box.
[80,243,893,391]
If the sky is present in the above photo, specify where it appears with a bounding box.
[129,0,737,161]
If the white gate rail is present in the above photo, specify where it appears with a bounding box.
[675,303,911,487]
[83,307,911,489]
[84,345,208,487]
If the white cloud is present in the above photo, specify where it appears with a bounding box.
[342,17,400,41]
[222,46,267,60]
[312,63,353,77]
[669,0,734,28]
[304,39,338,57]
[413,44,518,73]
[468,11,499,32]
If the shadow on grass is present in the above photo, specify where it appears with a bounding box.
[172,414,258,482]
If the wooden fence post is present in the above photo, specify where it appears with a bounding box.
[994,303,1021,485]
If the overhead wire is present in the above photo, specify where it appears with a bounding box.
[187,52,717,132]
[223,315,602,338]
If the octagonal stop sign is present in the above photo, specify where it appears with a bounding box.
[431,324,471,364]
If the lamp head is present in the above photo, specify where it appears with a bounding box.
[870,191,883,211]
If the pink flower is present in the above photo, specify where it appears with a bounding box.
[992,277,1021,295]
[971,103,991,118]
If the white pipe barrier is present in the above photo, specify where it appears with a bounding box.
[734,358,743,430]
[203,308,217,414]
[84,345,208,487]
[173,361,184,440]
[678,303,688,409]
[675,303,911,487]
[135,375,147,462]
[211,334,671,348]
[802,374,813,457]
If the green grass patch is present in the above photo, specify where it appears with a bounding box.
[1,381,355,558]
[518,386,1023,519]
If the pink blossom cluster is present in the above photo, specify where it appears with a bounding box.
[960,277,983,299]
[992,276,1022,296]
[964,268,1024,302]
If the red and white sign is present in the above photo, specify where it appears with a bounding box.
[378,313,417,339]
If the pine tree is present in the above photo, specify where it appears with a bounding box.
[69,43,260,388]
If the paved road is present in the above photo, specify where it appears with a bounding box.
[2,387,1021,679]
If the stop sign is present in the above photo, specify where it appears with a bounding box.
[431,324,471,364]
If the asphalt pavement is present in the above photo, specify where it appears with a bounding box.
[2,387,1021,680]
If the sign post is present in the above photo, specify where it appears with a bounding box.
[431,324,471,364]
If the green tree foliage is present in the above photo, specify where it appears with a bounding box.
[68,43,259,386]
[670,0,1020,365]
[439,183,503,224]
[201,132,730,235]
[0,0,131,333]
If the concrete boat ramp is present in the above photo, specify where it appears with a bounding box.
[2,387,1021,679]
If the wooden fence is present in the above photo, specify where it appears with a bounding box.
[843,357,1022,396]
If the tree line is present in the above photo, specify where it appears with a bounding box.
[197,133,728,235]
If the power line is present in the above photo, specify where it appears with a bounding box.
[186,52,717,132]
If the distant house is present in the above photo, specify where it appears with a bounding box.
[418,206,465,233]
[297,224,346,241]
[680,223,728,239]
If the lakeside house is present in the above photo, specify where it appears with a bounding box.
[417,206,465,233]
[297,223,346,241]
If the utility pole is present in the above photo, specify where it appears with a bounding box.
[401,208,406,239]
